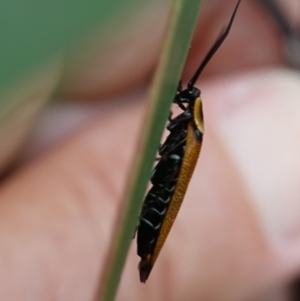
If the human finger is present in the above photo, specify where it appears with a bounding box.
[118,68,300,300]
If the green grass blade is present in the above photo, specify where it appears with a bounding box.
[96,0,202,300]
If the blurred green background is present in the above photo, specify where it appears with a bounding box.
[0,0,146,96]
[0,0,163,172]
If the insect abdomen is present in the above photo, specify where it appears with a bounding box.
[137,119,189,281]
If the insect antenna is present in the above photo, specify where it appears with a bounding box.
[188,0,241,90]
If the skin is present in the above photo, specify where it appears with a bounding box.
[1,0,300,300]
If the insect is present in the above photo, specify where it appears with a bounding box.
[137,0,241,283]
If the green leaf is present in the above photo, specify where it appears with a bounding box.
[95,0,202,300]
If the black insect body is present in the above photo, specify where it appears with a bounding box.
[137,88,200,281]
[136,0,241,283]
[138,116,187,239]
